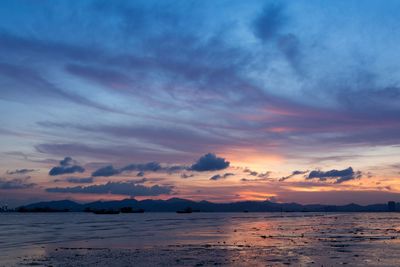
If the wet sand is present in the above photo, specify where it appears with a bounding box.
[2,212,400,266]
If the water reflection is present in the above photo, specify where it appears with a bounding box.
[1,213,400,266]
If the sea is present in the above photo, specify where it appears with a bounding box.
[1,212,400,266]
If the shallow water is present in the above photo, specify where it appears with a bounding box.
[1,212,400,266]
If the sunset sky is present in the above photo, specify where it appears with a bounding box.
[1,0,400,207]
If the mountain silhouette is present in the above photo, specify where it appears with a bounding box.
[17,198,398,212]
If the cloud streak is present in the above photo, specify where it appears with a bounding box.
[6,169,36,175]
[0,177,36,190]
[65,177,94,184]
[210,173,234,181]
[279,170,308,182]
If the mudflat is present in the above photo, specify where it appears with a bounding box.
[1,212,400,266]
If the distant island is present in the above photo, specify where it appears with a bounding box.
[8,198,400,213]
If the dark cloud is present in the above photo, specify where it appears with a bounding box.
[210,174,222,181]
[6,169,36,175]
[279,170,308,181]
[0,177,36,189]
[91,153,230,177]
[46,181,172,196]
[253,3,286,41]
[91,165,120,177]
[292,170,308,175]
[65,177,94,184]
[210,173,234,181]
[253,3,303,73]
[49,157,85,176]
[133,178,148,184]
[241,177,270,182]
[241,171,271,182]
[181,173,195,179]
[308,167,354,179]
[121,162,162,172]
[243,169,271,178]
[244,168,258,176]
[91,162,182,177]
[190,153,230,172]
[137,171,145,177]
[277,33,302,72]
[258,172,271,178]
[49,165,85,176]
[60,156,75,166]
[307,167,362,184]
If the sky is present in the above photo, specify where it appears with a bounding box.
[1,0,400,207]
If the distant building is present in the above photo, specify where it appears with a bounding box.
[388,201,396,212]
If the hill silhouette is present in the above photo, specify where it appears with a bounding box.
[17,198,398,212]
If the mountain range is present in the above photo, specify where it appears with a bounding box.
[16,198,398,212]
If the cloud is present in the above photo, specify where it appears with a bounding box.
[252,3,303,73]
[307,167,362,184]
[49,157,85,176]
[0,61,116,113]
[6,169,36,175]
[91,153,229,178]
[65,63,133,90]
[60,156,76,166]
[0,177,36,189]
[91,165,120,177]
[210,174,221,181]
[241,177,270,182]
[253,3,286,42]
[65,177,94,184]
[91,162,182,177]
[49,165,85,176]
[240,171,271,182]
[121,162,162,172]
[210,173,234,181]
[277,33,302,72]
[46,181,172,196]
[258,172,271,178]
[391,163,400,169]
[2,1,400,205]
[132,178,148,184]
[190,153,230,172]
[279,170,308,181]
[181,173,195,179]
[243,168,258,176]
[243,169,271,179]
[292,170,308,175]
[37,122,233,158]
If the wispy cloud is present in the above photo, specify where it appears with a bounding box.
[210,173,234,181]
[6,169,36,175]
